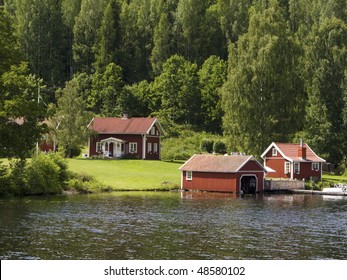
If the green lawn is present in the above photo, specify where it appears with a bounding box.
[323,173,347,184]
[67,159,183,191]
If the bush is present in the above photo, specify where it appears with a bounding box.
[213,140,227,154]
[200,139,214,153]
[0,163,11,197]
[68,172,106,193]
[26,154,63,195]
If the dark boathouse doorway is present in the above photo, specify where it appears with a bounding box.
[240,175,257,194]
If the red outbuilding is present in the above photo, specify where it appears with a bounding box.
[179,154,266,194]
[87,115,164,160]
[261,141,326,181]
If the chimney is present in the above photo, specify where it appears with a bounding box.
[298,138,306,159]
[122,112,129,120]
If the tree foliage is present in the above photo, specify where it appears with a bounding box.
[1,0,347,168]
[55,78,92,157]
[222,1,304,156]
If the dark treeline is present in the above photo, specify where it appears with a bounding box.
[1,0,347,168]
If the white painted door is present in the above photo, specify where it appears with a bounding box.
[114,142,122,157]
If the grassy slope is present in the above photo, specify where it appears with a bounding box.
[67,159,183,190]
[322,173,347,184]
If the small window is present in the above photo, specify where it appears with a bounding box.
[294,162,300,173]
[284,162,290,174]
[96,142,102,152]
[154,143,158,153]
[129,142,137,153]
[151,127,156,135]
[272,148,277,156]
[148,142,152,153]
[312,163,319,171]
[186,171,192,181]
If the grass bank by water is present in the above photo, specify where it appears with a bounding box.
[67,159,183,191]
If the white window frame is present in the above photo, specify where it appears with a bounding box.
[96,142,102,152]
[154,143,158,153]
[294,162,300,174]
[312,162,319,171]
[151,127,156,135]
[129,142,137,153]
[186,171,192,181]
[284,162,290,174]
[272,148,277,156]
[148,142,152,153]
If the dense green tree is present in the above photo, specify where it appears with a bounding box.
[199,55,227,133]
[73,0,108,73]
[123,81,154,117]
[303,17,347,164]
[91,63,125,117]
[151,12,171,76]
[175,0,210,64]
[94,0,122,72]
[217,0,252,42]
[0,8,20,76]
[0,63,47,158]
[15,0,68,86]
[61,0,82,77]
[222,0,304,157]
[152,55,200,125]
[55,78,92,158]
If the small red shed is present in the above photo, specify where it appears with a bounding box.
[261,141,326,181]
[179,154,266,194]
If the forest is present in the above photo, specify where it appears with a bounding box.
[0,0,347,170]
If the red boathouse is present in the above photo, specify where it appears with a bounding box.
[179,154,266,194]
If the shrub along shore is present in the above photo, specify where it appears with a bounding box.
[0,154,182,197]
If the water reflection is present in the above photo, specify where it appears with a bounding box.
[0,192,347,260]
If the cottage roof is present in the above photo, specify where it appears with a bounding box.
[261,142,325,162]
[87,117,164,135]
[179,154,265,173]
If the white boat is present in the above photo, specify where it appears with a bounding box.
[322,183,347,193]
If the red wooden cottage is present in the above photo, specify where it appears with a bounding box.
[261,141,326,181]
[87,115,164,160]
[179,154,266,194]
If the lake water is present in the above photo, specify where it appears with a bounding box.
[1,192,347,260]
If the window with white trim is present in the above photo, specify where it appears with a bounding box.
[294,162,300,173]
[284,162,290,174]
[151,127,156,135]
[96,142,102,152]
[186,171,192,181]
[154,143,158,153]
[148,142,152,153]
[129,142,137,153]
[272,148,277,156]
[312,162,319,171]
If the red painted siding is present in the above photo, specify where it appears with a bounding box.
[182,171,238,192]
[145,136,161,160]
[89,134,161,160]
[265,158,290,179]
[293,162,322,180]
[239,160,264,171]
[265,158,322,180]
[89,134,143,158]
[182,170,265,193]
